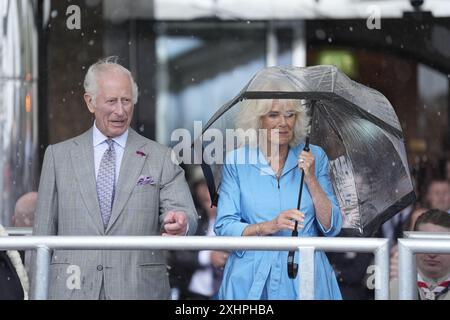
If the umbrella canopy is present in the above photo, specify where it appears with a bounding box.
[195,65,416,237]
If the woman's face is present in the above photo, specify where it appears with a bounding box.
[260,99,297,147]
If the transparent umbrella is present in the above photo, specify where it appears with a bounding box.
[194,65,416,237]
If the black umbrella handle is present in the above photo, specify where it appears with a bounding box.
[287,138,310,279]
[287,100,316,279]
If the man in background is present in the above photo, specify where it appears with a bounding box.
[390,209,450,300]
[0,191,37,299]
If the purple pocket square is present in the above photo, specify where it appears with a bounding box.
[137,175,156,186]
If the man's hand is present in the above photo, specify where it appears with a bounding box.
[162,211,188,236]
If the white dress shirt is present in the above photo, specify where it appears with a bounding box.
[92,122,128,184]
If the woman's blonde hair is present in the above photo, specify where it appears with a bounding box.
[235,98,310,147]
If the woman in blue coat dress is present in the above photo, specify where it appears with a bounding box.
[215,97,343,300]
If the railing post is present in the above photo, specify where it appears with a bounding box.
[34,245,52,300]
[374,240,389,300]
[398,239,417,300]
[298,246,315,300]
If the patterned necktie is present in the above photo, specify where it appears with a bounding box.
[97,139,116,230]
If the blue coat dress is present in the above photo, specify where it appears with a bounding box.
[215,143,343,300]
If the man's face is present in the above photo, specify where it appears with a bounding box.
[426,181,450,212]
[84,68,134,138]
[416,223,450,280]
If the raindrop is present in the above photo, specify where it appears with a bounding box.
[424,104,427,109]
[400,44,404,49]
[81,32,85,37]
[18,140,22,145]
[395,189,399,193]
[349,26,353,32]
[392,162,396,166]
[191,78,195,82]
[327,37,333,43]
[315,29,326,40]
[51,10,58,18]
[88,40,95,46]
[82,66,86,70]
[93,29,97,34]
[139,124,145,132]
[12,180,16,185]
[71,91,74,95]
[385,36,392,45]
[62,98,66,102]
[40,144,44,149]
[246,21,251,24]
[437,111,441,116]
[128,41,132,46]
[7,277,10,281]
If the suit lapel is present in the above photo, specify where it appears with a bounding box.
[106,129,148,233]
[70,128,104,234]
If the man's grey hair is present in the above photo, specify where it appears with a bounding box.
[83,56,139,104]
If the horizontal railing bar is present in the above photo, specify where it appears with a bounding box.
[0,236,387,252]
[4,227,33,236]
[397,238,450,254]
[404,231,450,240]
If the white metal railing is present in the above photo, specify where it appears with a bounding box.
[398,231,450,300]
[5,227,33,236]
[0,231,389,300]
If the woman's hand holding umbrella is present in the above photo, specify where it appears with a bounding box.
[298,150,316,183]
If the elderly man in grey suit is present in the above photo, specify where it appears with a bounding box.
[31,57,198,299]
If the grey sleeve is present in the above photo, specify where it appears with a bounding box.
[158,148,198,235]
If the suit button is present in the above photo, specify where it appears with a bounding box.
[97,265,103,271]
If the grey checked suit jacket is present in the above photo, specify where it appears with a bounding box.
[31,127,198,299]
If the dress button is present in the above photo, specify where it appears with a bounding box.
[97,265,103,271]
